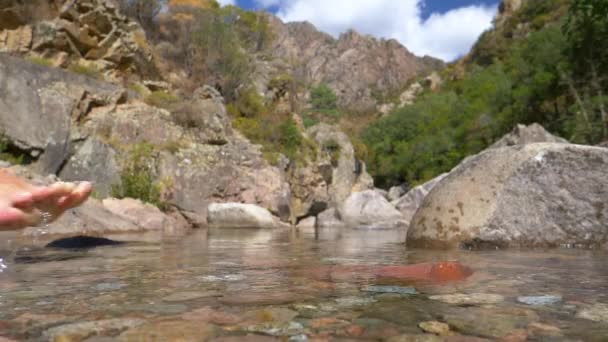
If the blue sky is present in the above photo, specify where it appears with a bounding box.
[218,0,501,61]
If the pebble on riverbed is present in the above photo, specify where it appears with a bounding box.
[516,295,562,306]
[362,285,418,295]
[418,321,452,336]
[429,293,505,305]
[576,303,608,323]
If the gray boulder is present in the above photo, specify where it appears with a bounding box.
[296,216,316,230]
[316,208,344,228]
[59,137,120,197]
[392,174,447,225]
[103,198,190,233]
[407,143,608,249]
[22,198,143,239]
[339,190,407,229]
[207,203,276,229]
[387,184,408,202]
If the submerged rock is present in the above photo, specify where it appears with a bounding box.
[429,293,505,305]
[408,143,608,248]
[517,295,562,306]
[418,321,451,336]
[43,318,145,341]
[362,286,418,295]
[576,303,608,323]
[119,320,216,341]
[46,236,123,249]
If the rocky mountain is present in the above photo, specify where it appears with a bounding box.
[255,15,444,112]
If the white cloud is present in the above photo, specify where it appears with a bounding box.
[217,0,236,5]
[266,0,497,61]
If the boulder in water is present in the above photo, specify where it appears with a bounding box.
[339,190,407,229]
[407,143,608,248]
[207,203,276,229]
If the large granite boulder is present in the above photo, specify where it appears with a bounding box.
[59,137,121,197]
[207,203,276,229]
[339,190,407,229]
[407,143,608,249]
[392,173,447,225]
[103,198,190,233]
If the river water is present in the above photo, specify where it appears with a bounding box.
[1,227,608,341]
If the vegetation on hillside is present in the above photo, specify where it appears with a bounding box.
[362,0,608,188]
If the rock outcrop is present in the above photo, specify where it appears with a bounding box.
[1,53,292,227]
[263,16,443,111]
[490,123,568,148]
[207,203,276,229]
[288,123,373,222]
[339,190,407,229]
[0,0,157,81]
[407,143,608,249]
[0,53,124,174]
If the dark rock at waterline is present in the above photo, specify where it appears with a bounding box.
[46,236,124,249]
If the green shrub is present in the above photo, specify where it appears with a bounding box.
[235,87,266,117]
[68,63,102,79]
[323,139,341,166]
[301,115,319,128]
[279,118,302,160]
[145,91,180,110]
[128,83,148,96]
[112,143,165,208]
[28,56,54,67]
[0,136,24,165]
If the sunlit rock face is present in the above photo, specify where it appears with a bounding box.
[408,143,608,249]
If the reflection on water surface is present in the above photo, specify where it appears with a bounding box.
[1,227,608,341]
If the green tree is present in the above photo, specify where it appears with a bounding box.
[310,84,338,116]
[563,0,608,141]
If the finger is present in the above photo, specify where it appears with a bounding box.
[11,192,34,209]
[0,207,38,231]
[57,182,93,211]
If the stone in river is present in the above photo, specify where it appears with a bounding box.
[517,295,562,306]
[363,285,418,295]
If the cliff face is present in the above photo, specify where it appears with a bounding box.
[0,0,158,81]
[262,15,443,112]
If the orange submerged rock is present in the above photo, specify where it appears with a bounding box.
[303,261,473,284]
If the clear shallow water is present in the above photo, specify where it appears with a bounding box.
[0,227,608,341]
